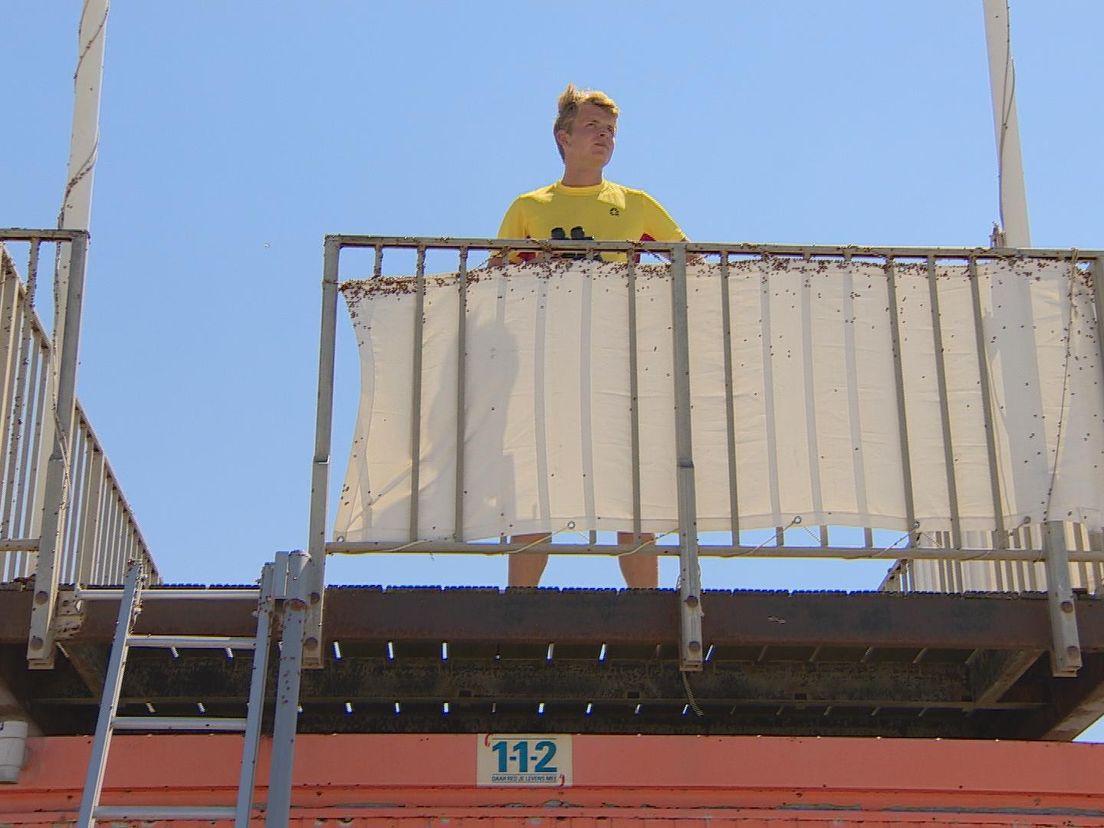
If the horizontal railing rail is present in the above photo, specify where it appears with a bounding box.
[308,235,1104,674]
[0,230,157,667]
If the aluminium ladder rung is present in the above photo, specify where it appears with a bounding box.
[110,716,248,732]
[126,634,257,650]
[95,805,237,820]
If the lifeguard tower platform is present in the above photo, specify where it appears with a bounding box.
[1,232,1103,825]
[2,2,1103,824]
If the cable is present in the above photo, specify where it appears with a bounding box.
[681,671,705,718]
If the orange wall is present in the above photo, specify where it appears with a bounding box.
[4,734,1104,826]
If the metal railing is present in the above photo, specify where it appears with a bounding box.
[0,230,157,668]
[308,236,1104,675]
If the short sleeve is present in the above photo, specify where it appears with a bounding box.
[640,192,686,242]
[497,198,527,239]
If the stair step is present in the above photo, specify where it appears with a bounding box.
[126,634,257,650]
[111,716,248,732]
[95,805,238,820]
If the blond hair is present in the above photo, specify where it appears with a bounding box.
[553,83,619,160]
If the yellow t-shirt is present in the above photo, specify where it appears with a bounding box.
[497,180,685,260]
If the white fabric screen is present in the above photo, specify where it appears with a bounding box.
[333,258,1103,544]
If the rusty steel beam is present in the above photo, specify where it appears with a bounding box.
[6,588,1104,650]
[968,649,1045,706]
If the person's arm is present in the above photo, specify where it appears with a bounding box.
[639,192,702,263]
[491,198,527,267]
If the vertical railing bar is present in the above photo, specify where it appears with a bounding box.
[407,245,426,541]
[670,244,703,671]
[60,427,86,584]
[18,341,48,539]
[626,246,642,541]
[72,427,94,582]
[110,485,125,582]
[126,519,138,573]
[115,492,131,581]
[719,252,740,539]
[0,269,21,494]
[926,256,963,550]
[1074,524,1088,592]
[453,247,469,541]
[0,304,20,540]
[839,250,875,551]
[884,257,917,548]
[75,427,98,581]
[76,447,103,586]
[968,256,1008,550]
[104,488,122,582]
[24,239,40,310]
[94,476,112,584]
[96,484,112,583]
[758,253,784,547]
[2,283,37,538]
[0,278,25,535]
[799,252,829,548]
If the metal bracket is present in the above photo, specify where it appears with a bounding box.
[1043,520,1082,676]
[52,588,86,640]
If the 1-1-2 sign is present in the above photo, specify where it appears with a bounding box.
[477,734,573,786]
[490,738,558,773]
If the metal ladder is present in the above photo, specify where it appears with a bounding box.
[76,557,277,825]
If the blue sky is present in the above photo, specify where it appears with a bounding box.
[3,2,1103,735]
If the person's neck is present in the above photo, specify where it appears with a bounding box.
[560,166,603,187]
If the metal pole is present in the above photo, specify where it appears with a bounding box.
[968,258,1008,549]
[407,247,427,540]
[670,245,703,671]
[926,258,963,550]
[266,551,310,826]
[1043,521,1082,676]
[28,232,88,669]
[982,0,1030,246]
[453,248,469,541]
[627,251,642,540]
[53,0,108,417]
[303,237,340,670]
[884,260,918,548]
[719,253,740,538]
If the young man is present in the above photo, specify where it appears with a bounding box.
[498,84,686,260]
[498,84,687,589]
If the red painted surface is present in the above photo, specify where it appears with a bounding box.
[4,734,1104,825]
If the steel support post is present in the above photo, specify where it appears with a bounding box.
[303,238,340,670]
[1043,520,1081,676]
[266,551,310,826]
[28,233,88,669]
[670,245,703,671]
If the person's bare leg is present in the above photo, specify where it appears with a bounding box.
[617,531,658,588]
[508,534,548,586]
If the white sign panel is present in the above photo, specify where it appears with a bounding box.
[476,734,572,787]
